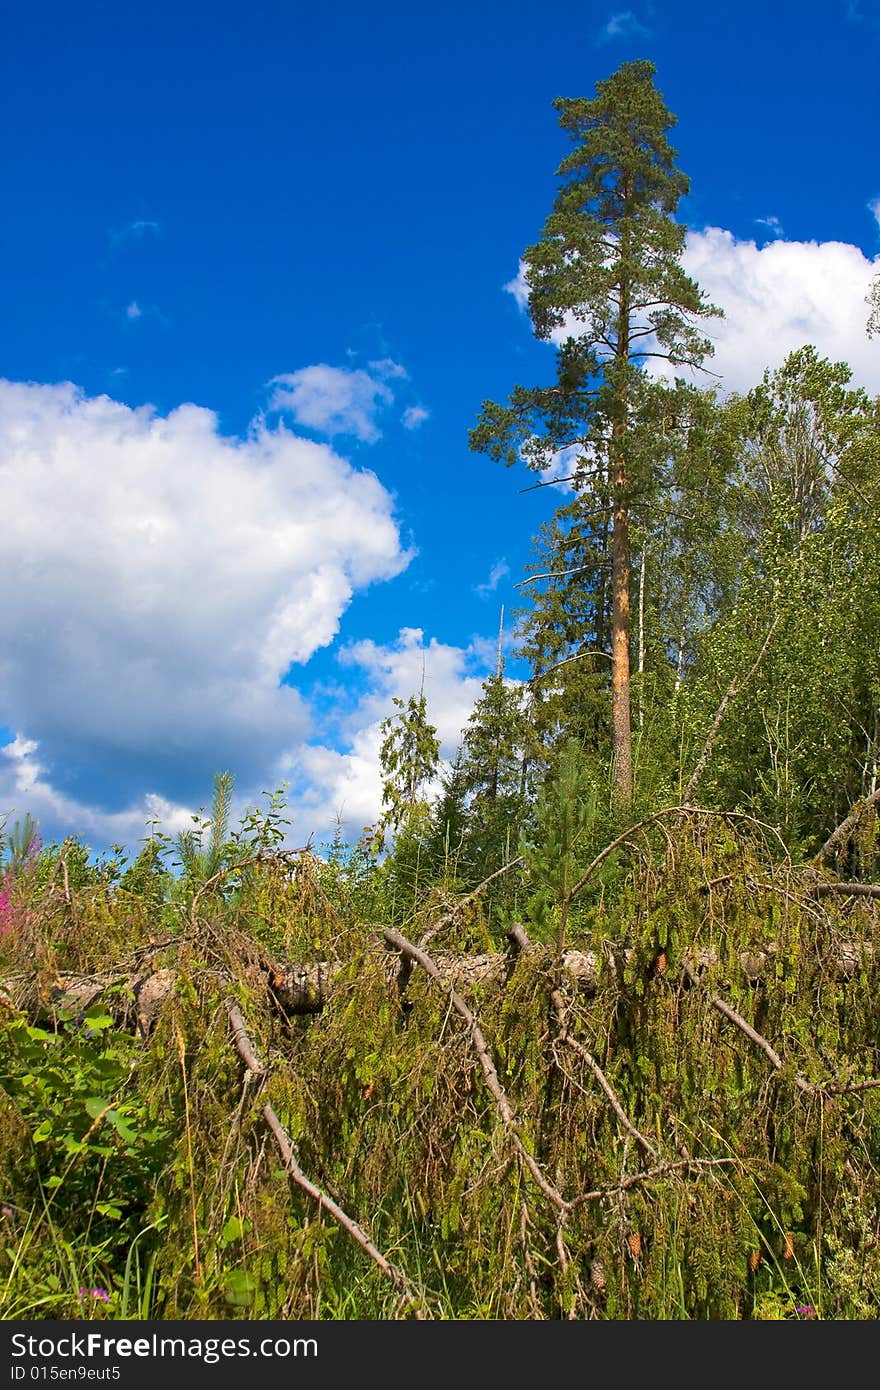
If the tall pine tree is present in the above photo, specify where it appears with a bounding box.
[471,59,720,808]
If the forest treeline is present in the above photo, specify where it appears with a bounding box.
[1,59,879,1321]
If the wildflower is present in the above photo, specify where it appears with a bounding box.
[78,1287,110,1303]
[795,1304,817,1319]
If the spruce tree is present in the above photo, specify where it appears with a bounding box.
[378,690,441,842]
[471,59,720,808]
[457,668,529,881]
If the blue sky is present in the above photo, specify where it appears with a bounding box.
[1,0,878,852]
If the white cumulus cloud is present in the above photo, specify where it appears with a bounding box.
[678,228,880,394]
[289,628,490,837]
[0,379,411,837]
[269,362,405,443]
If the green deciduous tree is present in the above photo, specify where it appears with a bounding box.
[677,349,880,855]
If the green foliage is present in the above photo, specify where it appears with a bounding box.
[0,1006,174,1256]
[2,802,880,1318]
[174,770,236,886]
[471,59,721,809]
[3,813,40,873]
[378,691,440,842]
[521,739,607,947]
[2,62,880,1323]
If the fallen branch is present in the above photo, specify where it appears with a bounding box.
[383,928,571,1214]
[509,922,658,1160]
[684,966,880,1097]
[6,923,876,1031]
[566,806,789,908]
[551,989,659,1160]
[814,789,880,867]
[575,1157,740,1204]
[227,1003,429,1318]
[813,881,880,901]
[416,856,524,950]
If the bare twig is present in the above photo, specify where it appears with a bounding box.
[518,468,602,494]
[683,616,779,804]
[416,856,524,949]
[516,564,597,588]
[227,1003,429,1317]
[528,649,613,686]
[574,1157,739,1204]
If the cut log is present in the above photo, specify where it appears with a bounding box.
[2,931,875,1033]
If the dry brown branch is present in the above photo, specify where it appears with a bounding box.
[813,881,880,900]
[551,989,659,1159]
[814,789,880,866]
[383,928,571,1214]
[684,966,880,1097]
[227,1003,429,1317]
[682,616,779,805]
[575,1157,740,1204]
[227,1002,267,1077]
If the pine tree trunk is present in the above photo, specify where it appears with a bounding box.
[610,246,633,810]
[611,434,632,809]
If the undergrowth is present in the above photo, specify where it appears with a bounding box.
[1,805,879,1320]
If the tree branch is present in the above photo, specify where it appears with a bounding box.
[551,989,659,1158]
[382,928,570,1214]
[814,789,880,866]
[682,616,779,804]
[227,1003,429,1317]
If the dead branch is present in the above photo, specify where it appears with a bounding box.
[812,881,880,900]
[227,1003,429,1318]
[683,616,779,805]
[814,789,880,866]
[684,965,880,1097]
[575,1157,740,1204]
[383,928,571,1214]
[227,1002,267,1077]
[516,564,597,588]
[551,989,659,1159]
